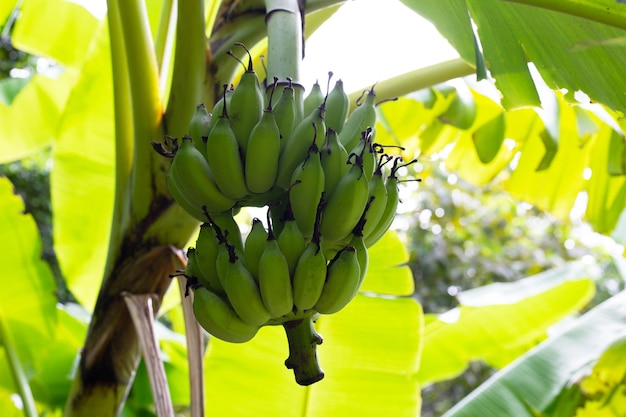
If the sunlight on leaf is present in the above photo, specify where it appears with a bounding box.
[505,93,588,220]
[0,176,57,373]
[52,20,114,310]
[442,290,626,417]
[311,295,423,417]
[418,263,596,385]
[12,0,99,68]
[362,230,414,296]
[0,73,76,163]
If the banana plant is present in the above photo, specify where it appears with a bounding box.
[2,0,626,416]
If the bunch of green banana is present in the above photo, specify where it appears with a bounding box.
[153,51,422,385]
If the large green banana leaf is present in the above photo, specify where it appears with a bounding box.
[402,0,626,112]
[441,289,626,417]
[418,262,596,386]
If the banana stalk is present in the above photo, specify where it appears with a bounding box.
[283,317,325,386]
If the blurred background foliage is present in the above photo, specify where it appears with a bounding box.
[398,159,624,417]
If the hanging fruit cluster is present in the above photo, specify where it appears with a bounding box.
[154,44,417,386]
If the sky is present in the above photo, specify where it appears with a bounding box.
[301,0,460,94]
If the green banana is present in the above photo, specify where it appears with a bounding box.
[314,246,361,314]
[348,127,377,182]
[194,223,224,293]
[192,286,259,343]
[276,106,326,189]
[243,217,268,279]
[167,136,237,215]
[221,242,272,327]
[320,159,369,243]
[277,203,307,277]
[348,215,369,294]
[188,103,211,155]
[210,210,244,253]
[273,78,297,145]
[166,172,208,222]
[245,84,281,194]
[364,157,417,247]
[339,86,377,152]
[258,216,294,317]
[360,155,391,240]
[227,44,264,153]
[303,80,324,118]
[183,247,203,285]
[292,196,327,311]
[289,142,325,239]
[324,77,349,133]
[320,127,350,198]
[210,84,234,130]
[205,91,249,200]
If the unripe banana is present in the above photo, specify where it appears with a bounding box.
[348,218,369,294]
[257,219,294,317]
[210,210,244,253]
[320,128,349,198]
[210,84,234,130]
[227,44,264,153]
[184,247,203,284]
[166,172,208,222]
[292,193,327,310]
[221,243,271,326]
[215,240,232,287]
[188,103,211,155]
[194,223,224,293]
[167,136,237,215]
[223,247,271,326]
[314,246,361,314]
[303,80,324,118]
[320,160,369,243]
[289,142,325,239]
[277,204,307,277]
[243,218,268,279]
[324,78,349,133]
[348,127,377,182]
[276,106,326,189]
[361,156,390,240]
[192,286,259,343]
[339,86,377,152]
[205,95,249,200]
[364,157,410,247]
[245,92,281,194]
[273,78,297,144]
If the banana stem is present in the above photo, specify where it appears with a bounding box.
[164,0,207,138]
[264,0,305,116]
[282,316,325,386]
[348,58,476,111]
[264,0,302,83]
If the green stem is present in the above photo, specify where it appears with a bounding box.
[264,0,302,83]
[0,312,38,417]
[502,0,626,31]
[154,0,174,70]
[164,0,207,138]
[105,0,133,279]
[283,317,324,386]
[264,0,305,118]
[117,0,168,222]
[348,58,475,110]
